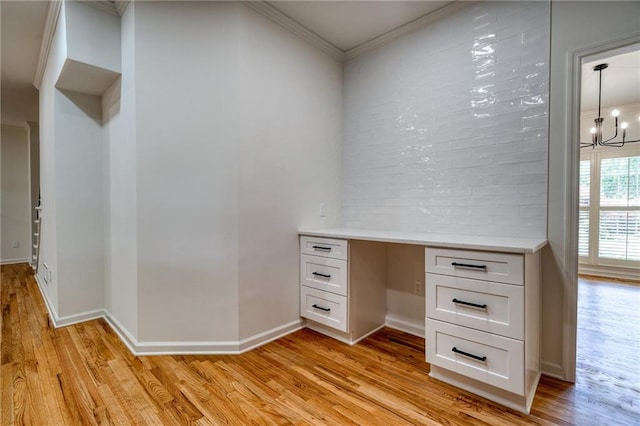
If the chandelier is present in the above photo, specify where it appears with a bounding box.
[580,63,640,149]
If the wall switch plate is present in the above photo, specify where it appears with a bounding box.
[11,240,19,248]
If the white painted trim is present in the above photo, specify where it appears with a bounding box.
[114,0,130,16]
[35,274,105,327]
[343,1,465,61]
[238,320,305,353]
[55,309,105,328]
[564,33,640,384]
[0,258,31,266]
[102,310,138,353]
[540,361,565,380]
[82,0,119,16]
[34,284,303,355]
[33,1,62,90]
[579,264,640,282]
[305,321,386,345]
[385,315,425,338]
[241,1,344,60]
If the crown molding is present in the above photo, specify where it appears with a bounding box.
[33,1,62,90]
[83,0,119,16]
[344,1,464,62]
[241,1,344,61]
[114,0,131,16]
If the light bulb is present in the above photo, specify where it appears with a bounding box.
[621,122,628,129]
[612,109,620,117]
[590,127,596,134]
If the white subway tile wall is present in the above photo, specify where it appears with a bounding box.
[342,1,549,238]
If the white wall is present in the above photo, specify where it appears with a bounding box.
[28,122,40,252]
[103,2,138,339]
[236,6,343,339]
[38,2,67,311]
[0,124,31,264]
[65,1,121,73]
[38,0,118,320]
[545,0,640,379]
[54,89,104,318]
[386,244,425,333]
[342,1,549,239]
[133,1,241,342]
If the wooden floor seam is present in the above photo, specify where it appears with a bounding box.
[1,263,638,425]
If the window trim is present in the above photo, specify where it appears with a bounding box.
[579,146,640,269]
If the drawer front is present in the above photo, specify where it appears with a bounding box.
[301,255,347,296]
[300,236,348,260]
[301,286,347,332]
[426,274,524,340]
[426,319,524,395]
[426,247,523,285]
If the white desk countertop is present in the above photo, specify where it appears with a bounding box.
[299,228,547,254]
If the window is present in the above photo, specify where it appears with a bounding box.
[579,151,640,268]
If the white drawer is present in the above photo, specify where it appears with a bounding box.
[300,236,348,260]
[301,254,347,296]
[426,319,524,395]
[301,286,348,332]
[426,274,524,340]
[426,247,523,285]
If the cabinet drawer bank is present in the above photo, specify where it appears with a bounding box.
[299,229,546,414]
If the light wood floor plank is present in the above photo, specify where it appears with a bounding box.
[1,263,638,425]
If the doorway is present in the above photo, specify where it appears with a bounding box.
[573,44,640,415]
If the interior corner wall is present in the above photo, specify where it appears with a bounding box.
[0,124,31,264]
[545,0,640,379]
[54,89,104,318]
[342,1,549,239]
[133,1,241,342]
[64,0,121,73]
[28,122,40,250]
[103,1,138,339]
[37,2,68,313]
[236,6,343,340]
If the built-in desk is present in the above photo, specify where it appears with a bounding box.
[299,228,547,414]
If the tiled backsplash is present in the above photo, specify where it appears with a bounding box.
[342,1,549,238]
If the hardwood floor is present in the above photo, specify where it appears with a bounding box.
[1,263,638,425]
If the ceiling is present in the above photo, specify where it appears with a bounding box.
[1,1,48,125]
[2,0,638,126]
[267,1,452,51]
[581,46,640,113]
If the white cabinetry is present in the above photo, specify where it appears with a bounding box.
[425,247,541,413]
[300,236,386,344]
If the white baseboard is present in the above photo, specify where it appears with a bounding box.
[102,317,304,355]
[579,264,640,282]
[540,360,565,380]
[385,315,425,338]
[35,273,106,328]
[0,258,31,265]
[239,319,305,353]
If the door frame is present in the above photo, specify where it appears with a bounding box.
[563,34,640,383]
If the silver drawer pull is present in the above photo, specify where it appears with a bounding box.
[452,298,487,309]
[452,347,486,362]
[312,272,331,279]
[312,245,332,251]
[312,304,331,312]
[451,262,487,270]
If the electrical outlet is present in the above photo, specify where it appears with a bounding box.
[11,240,19,248]
[319,203,326,217]
[48,269,53,283]
[414,280,423,296]
[43,263,49,284]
